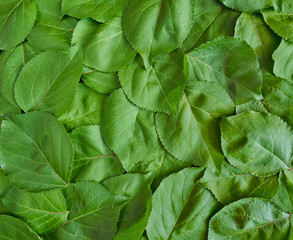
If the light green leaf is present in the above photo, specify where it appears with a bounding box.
[0,0,36,50]
[2,187,68,234]
[186,37,263,104]
[156,81,234,172]
[273,0,293,13]
[262,74,293,128]
[220,112,293,177]
[0,42,39,107]
[262,10,293,41]
[219,0,273,12]
[236,100,268,114]
[28,0,78,51]
[0,94,20,115]
[58,83,107,131]
[234,13,280,73]
[272,40,293,82]
[69,125,124,182]
[62,0,129,22]
[81,66,121,94]
[199,161,279,205]
[103,174,152,240]
[73,17,136,72]
[49,181,126,240]
[208,198,291,240]
[119,50,186,114]
[122,0,194,68]
[0,215,42,240]
[101,89,164,171]
[15,45,83,116]
[146,168,220,240]
[181,0,240,52]
[273,170,293,214]
[0,112,73,191]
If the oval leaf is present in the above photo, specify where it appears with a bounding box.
[186,37,263,104]
[0,215,42,240]
[146,167,220,240]
[208,198,291,240]
[0,0,37,50]
[119,50,186,114]
[122,0,194,68]
[101,89,164,171]
[156,81,234,172]
[15,45,83,116]
[220,112,293,176]
[0,112,73,191]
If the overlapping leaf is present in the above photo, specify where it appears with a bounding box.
[186,37,263,104]
[15,45,83,116]
[0,0,37,50]
[0,112,73,191]
[101,89,164,171]
[69,125,124,182]
[156,81,234,171]
[208,198,291,240]
[221,112,293,176]
[147,168,220,240]
[119,50,186,114]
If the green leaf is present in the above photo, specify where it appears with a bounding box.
[49,181,126,240]
[220,112,293,177]
[219,0,273,12]
[146,168,220,240]
[0,0,37,50]
[181,0,240,52]
[273,0,293,13]
[0,42,39,107]
[236,100,268,114]
[262,74,293,128]
[122,0,194,68]
[0,215,42,240]
[69,125,124,182]
[199,161,279,205]
[0,112,73,191]
[208,198,291,240]
[73,17,136,72]
[0,94,20,115]
[119,50,186,114]
[272,40,293,82]
[186,37,263,104]
[131,150,190,190]
[2,187,68,234]
[262,10,293,41]
[0,168,9,197]
[156,81,234,172]
[103,174,152,240]
[58,83,107,131]
[101,89,164,171]
[28,0,78,51]
[273,170,293,214]
[234,13,280,73]
[81,66,121,94]
[62,0,129,22]
[15,45,83,116]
